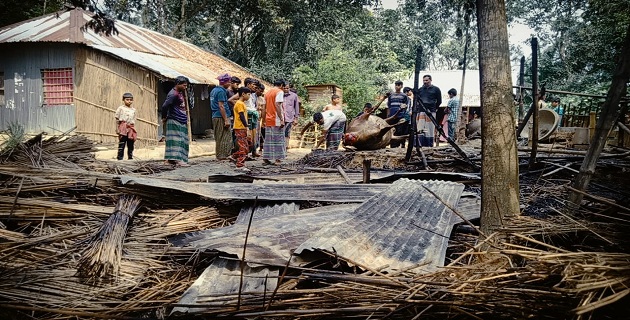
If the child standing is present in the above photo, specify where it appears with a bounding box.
[115,93,137,160]
[233,87,251,171]
[322,94,342,111]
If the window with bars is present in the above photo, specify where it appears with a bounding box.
[42,68,73,105]
[0,72,4,106]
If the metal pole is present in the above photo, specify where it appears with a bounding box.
[528,37,539,169]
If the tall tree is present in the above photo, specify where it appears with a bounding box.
[476,0,520,234]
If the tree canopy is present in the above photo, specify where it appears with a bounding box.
[1,0,627,100]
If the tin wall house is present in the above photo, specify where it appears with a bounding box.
[0,8,264,147]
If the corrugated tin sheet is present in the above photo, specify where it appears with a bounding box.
[235,202,300,224]
[0,9,261,85]
[172,204,359,266]
[90,45,217,84]
[118,176,389,202]
[171,257,278,314]
[171,179,475,272]
[294,179,465,272]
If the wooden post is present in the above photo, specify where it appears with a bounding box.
[362,159,371,184]
[589,111,596,140]
[457,19,471,136]
[569,23,630,209]
[518,56,525,121]
[528,37,539,170]
[184,89,193,145]
[617,100,629,146]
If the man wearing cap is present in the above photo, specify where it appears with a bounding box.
[211,73,233,160]
[115,92,137,160]
[161,76,191,166]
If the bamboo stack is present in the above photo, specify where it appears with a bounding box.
[76,195,142,282]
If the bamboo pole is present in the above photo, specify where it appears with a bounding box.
[569,24,630,209]
[184,89,193,145]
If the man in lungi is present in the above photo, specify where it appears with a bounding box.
[161,76,191,167]
[262,79,286,165]
[211,73,233,160]
[300,110,347,151]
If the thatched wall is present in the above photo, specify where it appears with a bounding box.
[74,47,158,148]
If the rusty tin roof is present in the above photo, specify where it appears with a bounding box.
[0,8,260,84]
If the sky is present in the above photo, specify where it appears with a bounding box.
[376,0,534,78]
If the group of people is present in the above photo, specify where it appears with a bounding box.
[209,75,300,171]
[377,75,460,148]
[113,74,464,165]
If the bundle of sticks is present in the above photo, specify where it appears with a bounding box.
[76,195,141,282]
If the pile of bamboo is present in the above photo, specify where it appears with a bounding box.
[295,149,355,168]
[0,136,629,319]
[174,215,629,319]
[0,167,233,319]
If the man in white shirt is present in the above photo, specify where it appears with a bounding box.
[301,110,347,151]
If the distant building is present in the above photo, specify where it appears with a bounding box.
[393,70,481,108]
[304,84,343,104]
[0,8,265,146]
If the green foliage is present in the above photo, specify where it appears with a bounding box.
[0,0,65,27]
[0,122,25,157]
[292,46,392,117]
[509,0,630,96]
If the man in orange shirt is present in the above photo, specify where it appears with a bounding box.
[262,79,286,165]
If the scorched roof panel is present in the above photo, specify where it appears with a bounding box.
[294,178,465,272]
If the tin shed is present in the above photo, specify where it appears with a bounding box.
[0,8,264,146]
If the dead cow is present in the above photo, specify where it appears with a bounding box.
[343,112,407,150]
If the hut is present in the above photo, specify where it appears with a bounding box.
[0,8,264,147]
[304,84,343,104]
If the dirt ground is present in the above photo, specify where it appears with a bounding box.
[94,137,313,162]
[93,136,483,181]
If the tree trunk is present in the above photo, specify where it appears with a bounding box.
[568,23,630,208]
[476,0,520,235]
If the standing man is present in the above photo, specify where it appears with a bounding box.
[446,88,460,141]
[417,74,442,147]
[256,84,266,153]
[161,76,191,167]
[211,73,233,160]
[387,80,409,148]
[262,79,286,165]
[283,84,300,150]
[226,76,242,108]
